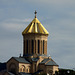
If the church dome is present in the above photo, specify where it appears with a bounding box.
[22,11,49,35]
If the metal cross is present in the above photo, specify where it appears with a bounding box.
[34,10,37,18]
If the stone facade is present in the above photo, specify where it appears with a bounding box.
[23,33,48,56]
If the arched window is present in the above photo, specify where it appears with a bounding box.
[35,40,36,53]
[26,40,28,54]
[27,69,28,73]
[43,40,44,54]
[32,40,34,54]
[29,40,30,54]
[38,40,40,54]
[23,68,25,72]
[20,65,25,72]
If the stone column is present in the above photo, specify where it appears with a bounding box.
[29,40,30,54]
[44,41,47,55]
[45,41,47,55]
[41,40,43,54]
[36,40,38,54]
[39,40,41,54]
[40,40,42,54]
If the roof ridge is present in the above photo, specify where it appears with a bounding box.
[45,59,51,64]
[45,58,58,66]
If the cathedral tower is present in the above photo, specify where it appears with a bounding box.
[6,11,59,75]
[22,11,49,56]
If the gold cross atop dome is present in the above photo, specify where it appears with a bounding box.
[34,10,37,18]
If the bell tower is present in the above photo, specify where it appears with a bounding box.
[22,11,49,56]
[7,11,59,75]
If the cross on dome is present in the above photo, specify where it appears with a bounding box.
[22,11,49,35]
[34,10,37,18]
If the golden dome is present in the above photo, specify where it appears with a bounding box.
[22,11,49,35]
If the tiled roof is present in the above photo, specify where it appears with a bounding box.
[45,59,58,66]
[40,58,58,66]
[40,59,50,64]
[13,57,30,64]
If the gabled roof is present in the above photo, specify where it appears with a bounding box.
[40,59,50,64]
[40,58,58,66]
[22,17,49,35]
[45,59,58,66]
[13,57,30,64]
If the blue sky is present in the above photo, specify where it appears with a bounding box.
[0,0,75,69]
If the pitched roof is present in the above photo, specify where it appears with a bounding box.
[22,17,49,35]
[40,58,58,66]
[45,59,58,66]
[19,72,32,75]
[13,57,30,64]
[40,59,50,64]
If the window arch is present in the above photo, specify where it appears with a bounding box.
[19,65,25,72]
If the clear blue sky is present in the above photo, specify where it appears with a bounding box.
[0,0,75,69]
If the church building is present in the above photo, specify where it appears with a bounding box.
[0,11,59,75]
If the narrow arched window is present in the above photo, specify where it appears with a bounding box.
[32,40,34,54]
[23,68,25,72]
[43,40,44,54]
[26,40,28,54]
[38,40,40,54]
[35,40,36,53]
[27,69,28,73]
